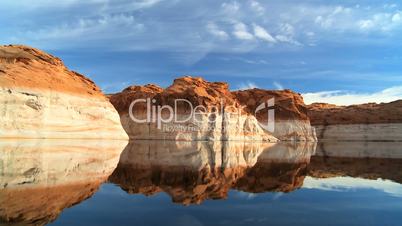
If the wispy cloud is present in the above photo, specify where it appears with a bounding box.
[25,14,143,40]
[249,0,265,16]
[252,24,276,43]
[302,86,402,105]
[206,22,229,40]
[3,0,402,53]
[2,0,402,85]
[221,1,240,15]
[233,22,254,40]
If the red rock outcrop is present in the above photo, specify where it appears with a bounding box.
[233,88,316,141]
[0,45,128,139]
[307,101,402,141]
[110,76,316,141]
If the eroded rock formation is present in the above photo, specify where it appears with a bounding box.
[110,76,317,141]
[307,101,402,141]
[234,89,316,141]
[0,45,128,139]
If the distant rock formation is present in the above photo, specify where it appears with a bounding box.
[110,76,317,141]
[0,45,128,139]
[0,140,126,225]
[307,101,402,141]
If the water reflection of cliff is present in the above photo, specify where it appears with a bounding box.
[308,142,402,183]
[0,140,126,226]
[2,140,402,224]
[110,141,402,205]
[109,141,316,205]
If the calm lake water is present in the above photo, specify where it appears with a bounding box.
[1,140,402,226]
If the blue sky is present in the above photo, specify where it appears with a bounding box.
[1,0,402,104]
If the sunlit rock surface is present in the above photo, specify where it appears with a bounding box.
[233,89,317,141]
[0,140,126,225]
[307,101,402,141]
[110,76,317,141]
[109,141,315,205]
[0,45,128,139]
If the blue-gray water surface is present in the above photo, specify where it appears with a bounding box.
[1,140,402,226]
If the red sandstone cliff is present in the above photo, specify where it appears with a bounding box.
[0,45,128,139]
[110,76,316,141]
[307,101,402,141]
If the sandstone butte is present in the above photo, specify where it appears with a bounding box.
[110,76,317,141]
[0,45,128,139]
[307,101,402,141]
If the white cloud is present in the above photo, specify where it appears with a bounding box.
[302,86,402,105]
[249,0,265,15]
[310,5,402,33]
[237,81,259,90]
[206,22,229,40]
[303,176,402,197]
[275,35,301,46]
[3,0,402,55]
[233,22,254,40]
[25,14,143,40]
[358,19,375,30]
[392,12,402,22]
[314,6,351,29]
[275,23,302,46]
[252,24,276,43]
[315,15,334,29]
[221,1,240,14]
[357,11,402,31]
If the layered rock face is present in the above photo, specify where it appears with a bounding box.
[234,89,316,141]
[308,101,402,141]
[110,76,316,141]
[108,141,316,205]
[0,45,128,139]
[0,139,125,225]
